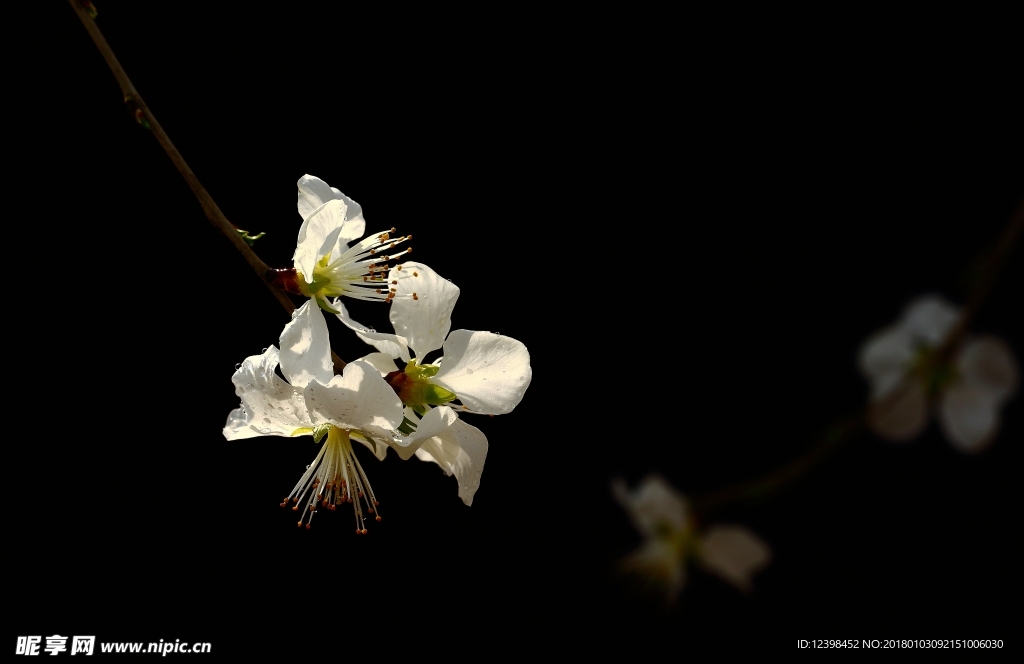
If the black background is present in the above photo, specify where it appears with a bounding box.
[14,1,1023,654]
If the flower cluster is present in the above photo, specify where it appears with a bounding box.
[224,175,532,531]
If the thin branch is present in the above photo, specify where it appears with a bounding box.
[68,1,346,371]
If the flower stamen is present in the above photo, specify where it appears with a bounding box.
[282,427,382,532]
[297,229,413,304]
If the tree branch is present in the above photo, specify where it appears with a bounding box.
[68,1,346,371]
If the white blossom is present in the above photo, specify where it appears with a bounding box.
[613,475,770,598]
[284,174,411,313]
[858,295,1018,452]
[332,261,532,505]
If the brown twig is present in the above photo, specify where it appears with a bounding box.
[68,1,346,371]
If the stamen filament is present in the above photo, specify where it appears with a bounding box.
[281,426,383,532]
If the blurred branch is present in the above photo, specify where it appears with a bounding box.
[694,415,862,513]
[68,1,346,371]
[933,196,1024,366]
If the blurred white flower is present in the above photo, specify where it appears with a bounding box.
[858,295,1018,452]
[613,475,770,599]
[332,261,532,506]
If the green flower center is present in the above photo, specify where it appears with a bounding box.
[385,360,458,418]
[910,343,960,398]
[654,520,697,560]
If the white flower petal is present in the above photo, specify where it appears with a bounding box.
[352,431,389,461]
[411,417,488,506]
[356,352,400,376]
[612,475,688,537]
[446,418,489,506]
[433,330,532,414]
[335,300,410,362]
[391,406,459,460]
[902,295,959,346]
[939,381,1000,453]
[293,199,347,280]
[278,300,334,388]
[228,347,311,437]
[414,446,441,467]
[389,262,459,358]
[297,174,342,219]
[957,336,1018,402]
[867,380,928,442]
[303,360,404,436]
[858,327,915,399]
[698,525,771,592]
[223,407,262,440]
[297,174,366,242]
